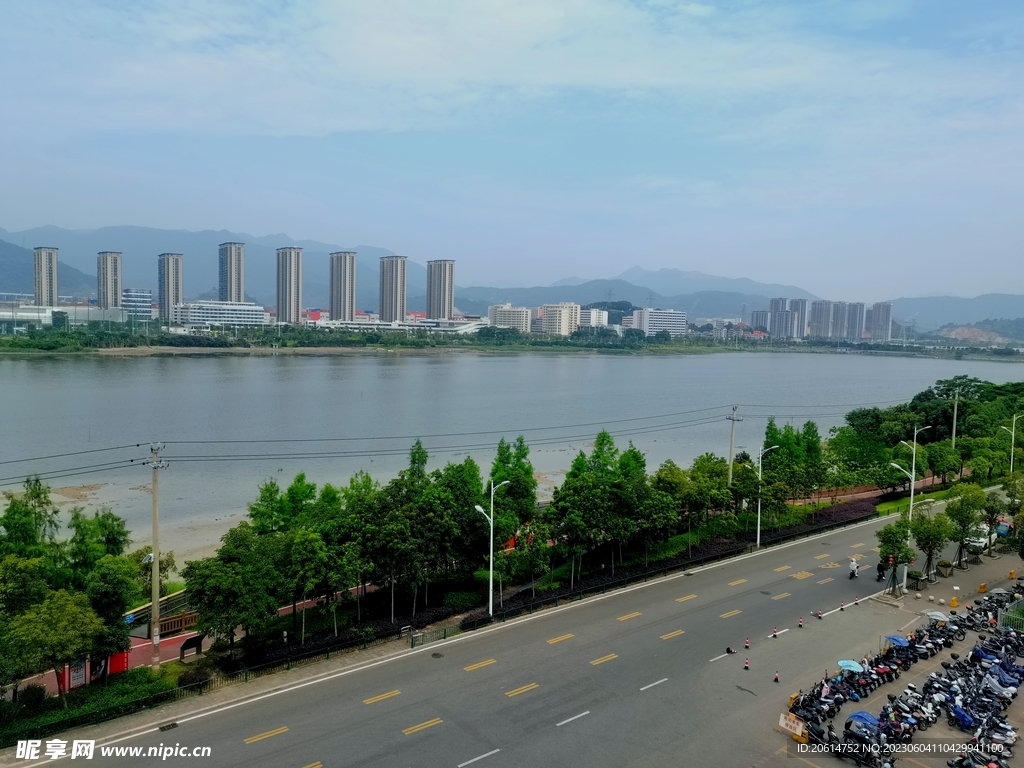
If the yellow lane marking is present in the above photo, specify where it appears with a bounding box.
[818,578,834,584]
[676,594,697,603]
[464,659,497,672]
[819,562,840,569]
[814,554,830,560]
[720,609,742,619]
[728,579,747,586]
[617,612,641,621]
[403,718,443,735]
[547,633,574,644]
[363,690,401,704]
[506,683,539,697]
[590,654,618,665]
[791,571,814,580]
[302,763,323,768]
[851,553,864,561]
[774,565,791,572]
[244,726,289,744]
[772,593,791,600]
[661,630,685,639]
[851,543,864,548]
[871,547,880,553]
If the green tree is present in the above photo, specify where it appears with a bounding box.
[945,483,987,568]
[182,557,244,649]
[0,477,61,559]
[0,554,48,617]
[876,513,913,595]
[9,590,104,704]
[927,440,959,485]
[287,528,329,643]
[128,546,176,599]
[910,508,954,580]
[982,492,1008,557]
[85,555,138,672]
[67,509,132,590]
[1003,472,1024,510]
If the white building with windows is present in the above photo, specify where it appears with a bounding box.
[541,303,581,336]
[121,288,153,320]
[579,309,608,327]
[487,303,532,333]
[632,308,687,337]
[172,301,267,327]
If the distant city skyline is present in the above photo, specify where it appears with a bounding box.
[2,3,1022,301]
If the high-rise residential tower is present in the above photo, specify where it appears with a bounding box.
[870,302,893,342]
[426,259,455,320]
[788,299,808,338]
[33,247,58,307]
[218,242,245,303]
[846,302,865,340]
[157,253,184,322]
[329,251,357,322]
[829,302,848,339]
[379,256,408,323]
[276,247,303,325]
[808,300,832,338]
[96,252,122,309]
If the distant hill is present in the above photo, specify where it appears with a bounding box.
[0,239,96,298]
[0,226,426,310]
[888,295,1024,332]
[615,266,817,301]
[937,318,1024,344]
[455,279,769,318]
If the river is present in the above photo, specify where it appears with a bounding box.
[1,350,1020,561]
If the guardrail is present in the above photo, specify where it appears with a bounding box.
[998,597,1024,632]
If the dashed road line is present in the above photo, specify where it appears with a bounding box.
[818,578,834,584]
[771,592,791,600]
[403,718,443,735]
[791,571,814,579]
[660,629,685,640]
[617,612,641,621]
[720,609,741,619]
[676,594,697,603]
[556,711,590,727]
[547,634,574,644]
[590,653,618,665]
[302,762,323,768]
[813,554,830,560]
[506,683,539,697]
[851,543,864,548]
[774,565,791,572]
[640,678,668,691]
[363,690,401,704]
[766,628,790,638]
[728,579,747,586]
[464,659,497,671]
[458,749,501,767]
[244,726,289,744]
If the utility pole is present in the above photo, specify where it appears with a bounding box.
[951,388,960,451]
[726,406,742,485]
[147,444,168,670]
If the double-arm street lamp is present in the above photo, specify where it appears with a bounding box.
[475,479,510,617]
[890,425,930,590]
[1001,414,1021,476]
[756,445,779,549]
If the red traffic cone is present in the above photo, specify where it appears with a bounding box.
[744,658,749,670]
[799,617,803,628]
[772,627,778,638]
[744,638,749,649]
[774,671,779,683]
[855,596,859,606]
[817,609,823,620]
[840,601,845,611]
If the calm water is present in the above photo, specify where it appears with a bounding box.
[1,350,1021,560]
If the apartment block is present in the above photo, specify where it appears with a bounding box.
[33,247,58,307]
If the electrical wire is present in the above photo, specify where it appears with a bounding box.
[0,443,148,467]
[0,459,149,489]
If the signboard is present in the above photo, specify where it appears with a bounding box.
[125,613,135,625]
[69,661,87,689]
[778,712,805,737]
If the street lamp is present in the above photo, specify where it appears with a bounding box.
[1001,414,1021,476]
[756,445,779,549]
[475,479,510,617]
[890,424,930,591]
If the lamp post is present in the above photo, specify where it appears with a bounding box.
[890,424,930,591]
[475,479,510,617]
[756,445,779,549]
[1001,414,1021,476]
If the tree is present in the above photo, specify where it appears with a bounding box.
[876,514,913,595]
[982,492,1008,557]
[0,477,61,559]
[85,555,138,671]
[513,519,552,599]
[128,546,176,598]
[182,557,244,649]
[1003,472,1024,510]
[9,591,104,704]
[927,440,959,485]
[287,528,329,643]
[67,509,132,590]
[945,483,987,568]
[910,508,954,580]
[0,554,48,617]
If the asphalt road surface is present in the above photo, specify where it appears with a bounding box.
[62,511,978,768]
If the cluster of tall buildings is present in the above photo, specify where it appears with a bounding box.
[31,244,460,326]
[487,302,688,338]
[749,297,893,341]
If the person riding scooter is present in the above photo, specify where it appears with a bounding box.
[849,560,860,579]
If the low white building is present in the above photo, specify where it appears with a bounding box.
[632,308,688,337]
[487,303,532,333]
[579,309,608,327]
[172,301,267,327]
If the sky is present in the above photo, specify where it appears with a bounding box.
[1,0,1022,301]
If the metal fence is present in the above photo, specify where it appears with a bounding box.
[998,597,1024,632]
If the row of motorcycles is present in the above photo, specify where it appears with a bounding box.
[788,590,1024,768]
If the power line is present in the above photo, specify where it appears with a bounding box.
[0,459,148,489]
[0,443,146,467]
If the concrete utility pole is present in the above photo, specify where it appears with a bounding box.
[951,388,959,451]
[726,406,742,486]
[147,444,168,669]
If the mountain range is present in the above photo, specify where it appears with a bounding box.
[1,225,1024,331]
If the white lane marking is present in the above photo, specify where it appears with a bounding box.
[640,678,668,691]
[820,590,885,617]
[900,617,918,630]
[709,653,729,662]
[458,749,501,767]
[766,628,790,638]
[556,711,591,727]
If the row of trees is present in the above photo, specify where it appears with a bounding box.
[0,480,163,703]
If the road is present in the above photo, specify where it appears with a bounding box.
[64,511,981,768]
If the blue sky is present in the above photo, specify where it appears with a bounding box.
[1,0,1022,300]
